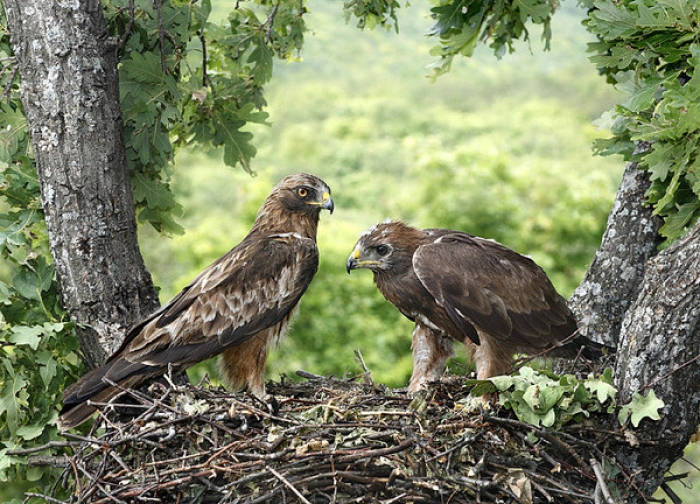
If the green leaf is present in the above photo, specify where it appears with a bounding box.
[15,424,44,441]
[0,373,28,431]
[132,171,180,211]
[618,390,664,427]
[9,325,43,350]
[0,105,28,163]
[465,379,497,396]
[249,34,274,84]
[659,201,700,240]
[585,379,617,405]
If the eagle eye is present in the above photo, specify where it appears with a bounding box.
[296,187,309,198]
[376,245,390,256]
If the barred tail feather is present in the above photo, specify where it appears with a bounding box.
[58,360,155,430]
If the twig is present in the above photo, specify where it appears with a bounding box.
[117,0,135,50]
[7,440,78,455]
[590,458,617,504]
[640,352,700,393]
[22,492,66,504]
[266,465,312,504]
[26,456,69,468]
[264,2,280,44]
[659,482,683,504]
[296,369,325,380]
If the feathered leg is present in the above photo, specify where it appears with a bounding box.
[408,322,454,392]
[218,330,272,397]
[471,331,513,380]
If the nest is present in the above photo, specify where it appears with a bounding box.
[34,371,639,503]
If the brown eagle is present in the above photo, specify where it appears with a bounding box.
[346,221,609,391]
[59,173,334,430]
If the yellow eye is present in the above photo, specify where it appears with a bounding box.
[297,187,308,198]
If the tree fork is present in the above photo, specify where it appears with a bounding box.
[570,151,700,500]
[4,0,159,367]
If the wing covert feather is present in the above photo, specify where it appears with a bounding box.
[414,232,573,346]
[117,235,318,368]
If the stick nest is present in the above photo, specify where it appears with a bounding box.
[47,372,632,503]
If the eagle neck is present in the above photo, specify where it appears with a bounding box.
[250,201,320,240]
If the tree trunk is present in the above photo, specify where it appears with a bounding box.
[570,155,700,501]
[569,153,663,347]
[3,0,159,368]
[614,223,700,500]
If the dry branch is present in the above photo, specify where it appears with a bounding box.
[29,374,675,503]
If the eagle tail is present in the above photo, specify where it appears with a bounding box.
[58,384,118,431]
[550,335,615,361]
[58,360,154,430]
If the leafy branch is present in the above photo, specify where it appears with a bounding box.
[467,366,664,430]
[585,0,700,244]
[426,0,559,77]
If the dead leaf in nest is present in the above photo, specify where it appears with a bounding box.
[625,429,640,447]
[295,439,329,455]
[506,468,533,504]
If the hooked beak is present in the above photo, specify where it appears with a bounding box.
[321,192,334,214]
[346,247,361,273]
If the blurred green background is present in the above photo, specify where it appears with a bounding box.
[144,5,700,495]
[3,0,699,501]
[138,0,622,388]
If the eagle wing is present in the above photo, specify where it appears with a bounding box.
[413,231,573,348]
[62,233,318,413]
[124,233,317,365]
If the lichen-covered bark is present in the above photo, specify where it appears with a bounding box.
[570,154,700,501]
[614,224,700,500]
[569,159,662,346]
[3,0,159,367]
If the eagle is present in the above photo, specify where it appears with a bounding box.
[346,220,609,392]
[59,173,334,430]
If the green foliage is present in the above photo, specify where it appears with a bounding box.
[343,0,401,31]
[105,0,303,234]
[468,367,665,431]
[584,0,700,243]
[467,366,618,429]
[425,0,559,76]
[0,106,82,497]
[618,389,664,428]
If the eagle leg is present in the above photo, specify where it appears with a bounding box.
[408,323,454,392]
[218,332,270,398]
[469,331,513,380]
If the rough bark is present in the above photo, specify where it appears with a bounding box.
[570,154,700,501]
[614,223,700,500]
[3,0,159,367]
[569,157,663,347]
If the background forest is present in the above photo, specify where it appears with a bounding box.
[140,0,622,388]
[4,0,699,501]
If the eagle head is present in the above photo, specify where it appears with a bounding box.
[273,173,334,215]
[252,173,334,237]
[346,220,422,274]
